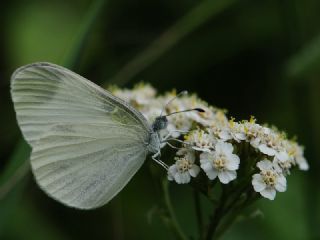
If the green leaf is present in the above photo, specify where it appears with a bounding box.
[108,0,238,87]
[286,33,320,79]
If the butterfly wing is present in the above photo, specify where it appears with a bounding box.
[31,123,148,209]
[11,62,152,209]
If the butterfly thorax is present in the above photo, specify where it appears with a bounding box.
[147,116,168,153]
[147,131,161,154]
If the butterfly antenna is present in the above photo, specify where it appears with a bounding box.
[165,108,205,117]
[160,90,188,117]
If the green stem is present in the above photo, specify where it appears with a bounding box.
[108,0,238,87]
[0,161,29,200]
[205,188,227,240]
[215,192,259,239]
[162,180,188,240]
[0,140,30,200]
[205,164,256,240]
[193,189,204,239]
[63,0,107,70]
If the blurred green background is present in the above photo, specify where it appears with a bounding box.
[1,0,320,239]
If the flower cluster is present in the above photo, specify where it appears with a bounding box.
[111,83,308,200]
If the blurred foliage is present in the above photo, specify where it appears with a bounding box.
[0,0,320,239]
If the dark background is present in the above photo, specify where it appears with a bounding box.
[0,0,319,239]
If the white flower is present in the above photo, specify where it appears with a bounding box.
[219,119,246,142]
[167,94,212,127]
[112,83,308,187]
[242,120,291,163]
[273,151,294,175]
[295,146,309,171]
[130,83,157,105]
[243,122,264,148]
[184,129,216,152]
[168,150,200,184]
[160,91,184,113]
[111,83,157,111]
[188,104,220,127]
[258,143,277,156]
[256,129,285,157]
[285,141,309,171]
[162,93,228,128]
[200,141,240,184]
[252,160,287,200]
[176,147,191,156]
[167,113,193,138]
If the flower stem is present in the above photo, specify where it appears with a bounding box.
[215,193,259,239]
[162,180,188,240]
[0,140,30,200]
[193,189,204,239]
[205,188,227,240]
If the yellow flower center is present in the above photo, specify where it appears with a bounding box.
[262,170,277,187]
[213,157,226,170]
[249,115,256,123]
[197,140,209,148]
[229,117,235,128]
[177,159,191,173]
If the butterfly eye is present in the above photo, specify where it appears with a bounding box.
[152,116,168,132]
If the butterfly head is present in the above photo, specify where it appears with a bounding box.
[148,92,205,163]
[152,116,168,132]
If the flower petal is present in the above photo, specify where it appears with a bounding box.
[259,144,276,156]
[275,175,287,192]
[218,170,236,184]
[297,157,309,171]
[225,154,240,170]
[167,165,177,181]
[200,161,212,171]
[275,151,290,162]
[189,165,200,177]
[250,138,261,148]
[252,174,267,192]
[257,160,273,171]
[174,173,182,184]
[260,188,276,200]
[235,133,246,141]
[193,146,211,152]
[180,172,191,184]
[185,151,196,162]
[200,152,212,161]
[219,130,232,141]
[205,168,218,180]
[217,141,233,153]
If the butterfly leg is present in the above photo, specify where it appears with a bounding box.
[159,132,175,149]
[166,142,183,150]
[170,129,191,134]
[152,151,168,170]
[165,138,194,148]
[160,131,190,149]
[160,130,191,143]
[161,132,172,142]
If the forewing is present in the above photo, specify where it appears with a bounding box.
[31,124,147,209]
[11,62,151,145]
[10,62,151,209]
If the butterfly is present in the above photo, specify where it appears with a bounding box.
[11,62,202,209]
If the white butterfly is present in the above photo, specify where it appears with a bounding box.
[11,62,170,209]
